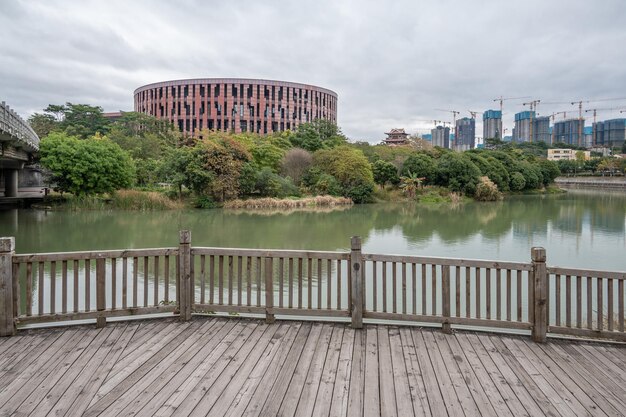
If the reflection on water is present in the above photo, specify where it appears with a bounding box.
[0,189,624,270]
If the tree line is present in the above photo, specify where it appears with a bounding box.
[32,103,566,205]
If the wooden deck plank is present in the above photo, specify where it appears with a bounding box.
[84,321,203,415]
[224,322,303,417]
[183,323,276,416]
[507,337,606,417]
[534,341,626,416]
[560,343,626,396]
[0,329,63,388]
[451,333,515,417]
[437,331,499,417]
[255,322,316,417]
[154,322,262,417]
[469,333,549,417]
[292,323,334,417]
[0,328,86,411]
[103,321,188,385]
[133,320,236,417]
[421,330,469,417]
[388,327,416,417]
[153,321,251,417]
[0,318,624,417]
[16,326,116,416]
[46,323,138,417]
[204,323,289,417]
[377,326,399,417]
[312,325,345,417]
[329,327,355,417]
[346,326,365,417]
[411,328,448,417]
[399,327,430,417]
[363,326,381,417]
[102,319,225,417]
[487,335,574,417]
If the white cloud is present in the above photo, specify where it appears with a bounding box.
[1,0,625,141]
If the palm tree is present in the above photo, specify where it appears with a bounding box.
[400,171,426,199]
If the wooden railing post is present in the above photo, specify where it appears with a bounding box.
[442,265,452,333]
[95,258,106,328]
[179,230,192,321]
[350,236,363,329]
[531,247,547,342]
[265,257,275,324]
[0,237,16,337]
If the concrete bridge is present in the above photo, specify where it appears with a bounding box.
[0,101,40,197]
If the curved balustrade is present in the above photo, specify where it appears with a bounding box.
[0,101,39,152]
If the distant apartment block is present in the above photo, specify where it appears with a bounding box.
[455,117,475,151]
[384,128,409,145]
[431,125,450,148]
[547,149,591,161]
[592,118,626,148]
[134,78,337,136]
[513,111,550,143]
[553,118,585,146]
[482,110,502,139]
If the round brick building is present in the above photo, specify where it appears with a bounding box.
[134,78,338,136]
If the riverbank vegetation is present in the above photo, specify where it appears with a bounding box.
[33,103,564,209]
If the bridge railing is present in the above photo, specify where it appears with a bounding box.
[0,101,40,152]
[1,232,625,343]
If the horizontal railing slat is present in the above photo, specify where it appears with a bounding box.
[363,253,533,271]
[548,266,626,280]
[191,247,350,260]
[16,305,177,325]
[13,248,178,262]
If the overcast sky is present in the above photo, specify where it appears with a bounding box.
[2,0,626,142]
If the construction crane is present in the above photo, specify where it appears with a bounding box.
[523,99,541,142]
[468,110,481,119]
[493,96,531,113]
[435,109,460,144]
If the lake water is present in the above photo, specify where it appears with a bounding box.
[2,188,624,271]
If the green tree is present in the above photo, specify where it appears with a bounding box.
[434,153,481,195]
[290,119,346,152]
[27,113,58,138]
[537,159,561,185]
[194,136,252,201]
[372,160,399,188]
[40,132,135,195]
[401,153,437,183]
[313,146,375,202]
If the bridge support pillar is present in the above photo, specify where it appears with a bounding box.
[3,169,18,197]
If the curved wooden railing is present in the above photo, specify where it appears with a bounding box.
[1,232,624,342]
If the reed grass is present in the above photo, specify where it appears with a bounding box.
[111,190,184,210]
[223,195,353,209]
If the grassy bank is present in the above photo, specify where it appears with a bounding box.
[46,189,184,210]
[223,195,353,209]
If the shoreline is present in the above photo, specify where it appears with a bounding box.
[555,176,626,189]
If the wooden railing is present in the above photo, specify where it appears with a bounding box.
[547,266,626,340]
[7,243,179,328]
[1,232,625,342]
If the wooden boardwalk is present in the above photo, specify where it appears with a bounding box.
[0,317,625,417]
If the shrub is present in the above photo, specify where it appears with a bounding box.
[474,176,503,201]
[510,172,526,191]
